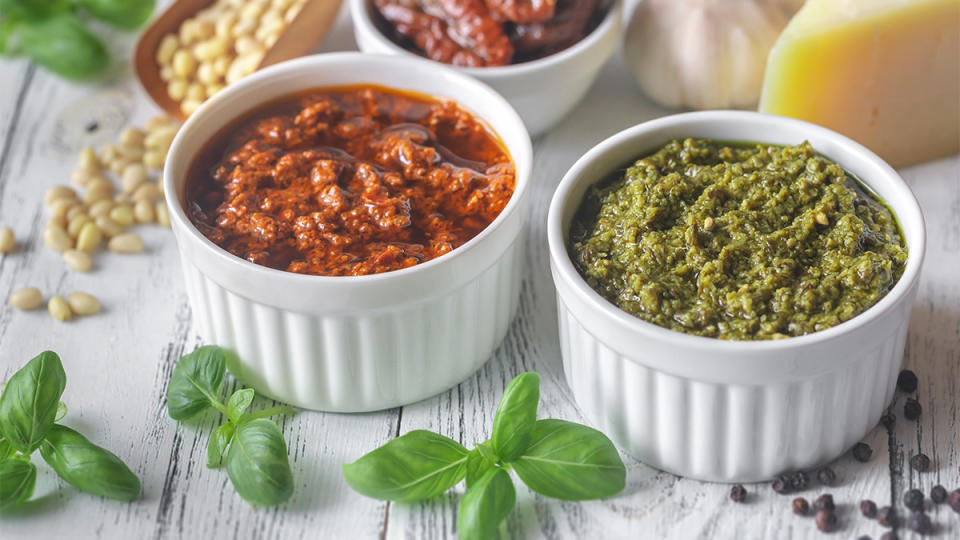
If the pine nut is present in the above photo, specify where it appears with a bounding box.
[122,163,148,193]
[120,127,146,149]
[76,222,102,252]
[44,224,72,252]
[145,126,178,150]
[9,287,43,310]
[172,49,196,78]
[67,292,100,316]
[66,204,88,222]
[0,227,14,253]
[100,143,119,163]
[83,183,114,205]
[71,169,92,187]
[63,249,92,272]
[156,34,179,65]
[48,296,72,321]
[181,99,203,116]
[88,199,114,219]
[45,185,78,206]
[67,215,92,238]
[50,199,76,222]
[109,157,130,176]
[78,147,101,171]
[109,204,134,227]
[132,182,162,202]
[143,150,165,170]
[108,233,144,253]
[168,79,188,101]
[134,199,156,223]
[95,215,124,237]
[156,202,171,228]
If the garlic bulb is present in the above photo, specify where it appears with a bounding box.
[624,0,802,110]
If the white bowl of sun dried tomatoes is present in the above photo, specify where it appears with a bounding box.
[351,0,623,136]
[163,52,532,412]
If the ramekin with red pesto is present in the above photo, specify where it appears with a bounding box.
[164,53,532,412]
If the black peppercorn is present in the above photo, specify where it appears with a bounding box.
[815,509,838,532]
[730,484,747,503]
[903,488,924,511]
[880,412,896,429]
[814,493,835,511]
[817,467,837,486]
[790,471,810,491]
[792,497,810,515]
[852,442,873,462]
[860,499,878,518]
[930,485,947,504]
[896,369,918,392]
[904,398,922,420]
[772,475,790,494]
[908,512,933,535]
[910,453,930,472]
[948,489,960,513]
[877,506,897,528]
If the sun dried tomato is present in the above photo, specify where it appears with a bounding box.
[508,0,602,60]
[484,0,555,23]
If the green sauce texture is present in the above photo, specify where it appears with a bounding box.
[570,138,907,340]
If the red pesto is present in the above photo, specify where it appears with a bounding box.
[185,84,515,276]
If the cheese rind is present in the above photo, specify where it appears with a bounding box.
[759,0,960,168]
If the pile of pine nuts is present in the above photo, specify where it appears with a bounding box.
[44,116,178,272]
[9,287,101,322]
[156,0,308,115]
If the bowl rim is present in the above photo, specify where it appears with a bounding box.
[349,0,622,78]
[547,110,927,353]
[163,52,532,286]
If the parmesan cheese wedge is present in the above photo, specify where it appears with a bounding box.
[759,0,960,167]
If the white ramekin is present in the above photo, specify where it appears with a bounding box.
[350,0,622,137]
[164,53,532,413]
[547,111,926,482]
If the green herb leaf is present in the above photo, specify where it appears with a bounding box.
[457,467,515,540]
[226,388,254,424]
[343,430,469,502]
[78,0,154,29]
[0,350,66,453]
[512,419,625,501]
[207,421,234,469]
[491,372,540,462]
[465,446,495,489]
[0,0,71,21]
[167,345,227,420]
[0,458,36,510]
[55,401,67,422]
[0,435,15,459]
[225,418,293,506]
[39,424,140,501]
[0,19,18,55]
[18,13,108,79]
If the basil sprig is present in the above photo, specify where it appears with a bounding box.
[0,351,141,509]
[166,346,296,506]
[0,0,153,79]
[343,372,626,539]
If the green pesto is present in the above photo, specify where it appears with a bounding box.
[569,138,907,341]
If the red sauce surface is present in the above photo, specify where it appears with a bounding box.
[186,85,515,276]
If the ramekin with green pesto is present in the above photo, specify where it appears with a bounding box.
[569,138,907,341]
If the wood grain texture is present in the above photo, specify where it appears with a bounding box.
[1,2,958,539]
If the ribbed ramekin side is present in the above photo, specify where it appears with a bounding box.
[557,295,909,482]
[177,237,523,412]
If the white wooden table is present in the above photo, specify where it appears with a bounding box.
[1,5,958,540]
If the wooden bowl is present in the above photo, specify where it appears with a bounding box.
[134,0,343,119]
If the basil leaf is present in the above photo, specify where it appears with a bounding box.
[0,458,36,510]
[0,0,71,21]
[0,19,17,55]
[78,0,154,29]
[0,435,15,459]
[465,447,494,489]
[457,468,515,540]
[225,418,292,506]
[18,13,108,80]
[491,372,540,462]
[39,424,141,501]
[512,419,625,501]
[342,430,469,502]
[0,350,66,453]
[207,421,234,469]
[167,345,226,420]
[226,388,254,424]
[55,401,67,422]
